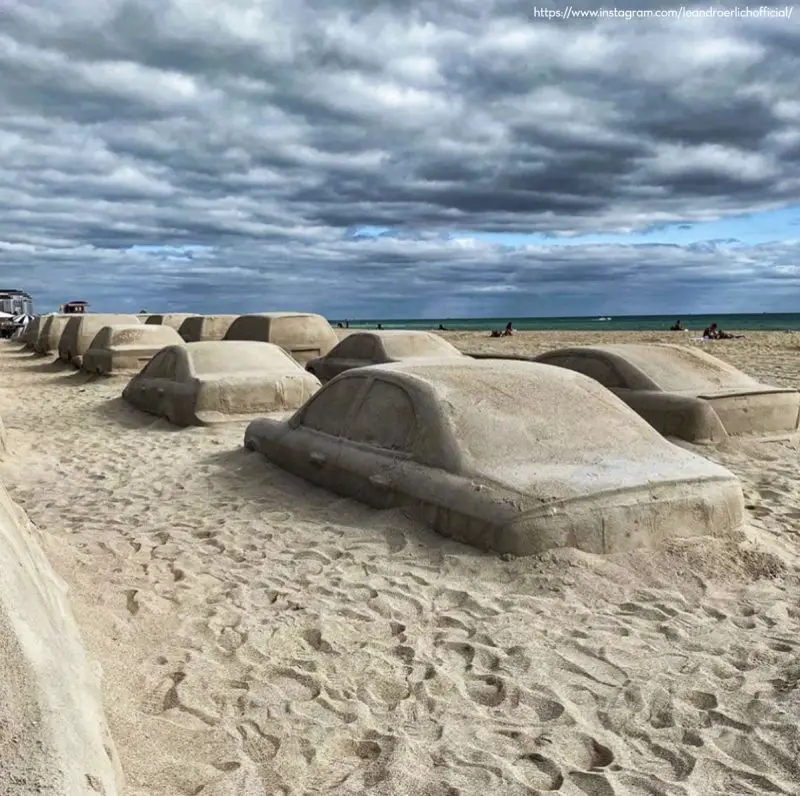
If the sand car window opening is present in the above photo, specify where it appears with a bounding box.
[332,338,356,359]
[300,378,366,437]
[339,335,376,361]
[141,351,172,380]
[355,336,378,360]
[159,352,178,380]
[571,355,624,389]
[345,380,416,451]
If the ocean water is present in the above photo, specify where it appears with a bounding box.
[333,313,800,333]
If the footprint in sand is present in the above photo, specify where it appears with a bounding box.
[125,589,140,616]
[236,720,281,765]
[514,753,564,791]
[568,771,616,796]
[435,637,501,674]
[686,690,718,711]
[269,667,321,702]
[466,674,506,708]
[517,688,566,722]
[302,628,335,653]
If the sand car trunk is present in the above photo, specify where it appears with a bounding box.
[698,387,800,437]
[84,346,164,375]
[195,374,318,422]
[497,474,745,556]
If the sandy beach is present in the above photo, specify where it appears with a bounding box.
[1,331,799,796]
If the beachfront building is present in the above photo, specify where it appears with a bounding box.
[60,300,89,314]
[0,289,34,337]
[0,289,33,316]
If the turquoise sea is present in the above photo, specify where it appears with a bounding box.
[333,313,800,333]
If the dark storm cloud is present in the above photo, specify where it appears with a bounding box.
[1,0,799,315]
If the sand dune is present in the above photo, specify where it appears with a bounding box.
[0,332,799,795]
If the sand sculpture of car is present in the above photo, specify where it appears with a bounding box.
[177,314,238,342]
[33,314,72,355]
[305,330,465,382]
[21,314,46,348]
[532,344,800,443]
[82,324,184,376]
[243,359,745,556]
[145,313,194,331]
[122,341,322,426]
[224,312,338,365]
[58,314,141,367]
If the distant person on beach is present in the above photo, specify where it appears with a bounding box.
[490,322,514,338]
[670,319,683,331]
[438,323,448,331]
[377,323,383,330]
[337,322,344,328]
[703,323,743,340]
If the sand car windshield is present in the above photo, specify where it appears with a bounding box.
[330,335,377,360]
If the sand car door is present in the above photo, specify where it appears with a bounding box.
[336,377,419,508]
[288,376,370,491]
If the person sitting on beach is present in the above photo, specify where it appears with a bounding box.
[703,323,743,340]
[438,323,448,331]
[490,329,501,337]
[502,322,514,336]
[670,319,683,331]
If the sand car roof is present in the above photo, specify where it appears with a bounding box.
[538,344,764,393]
[184,341,308,376]
[92,324,182,349]
[235,312,319,318]
[177,315,238,342]
[332,330,463,360]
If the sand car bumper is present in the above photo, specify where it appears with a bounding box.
[700,389,800,437]
[243,418,284,451]
[492,476,746,556]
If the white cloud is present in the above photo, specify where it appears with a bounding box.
[0,0,797,315]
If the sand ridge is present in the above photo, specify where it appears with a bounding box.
[0,332,799,795]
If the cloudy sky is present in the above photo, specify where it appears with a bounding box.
[2,1,799,319]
